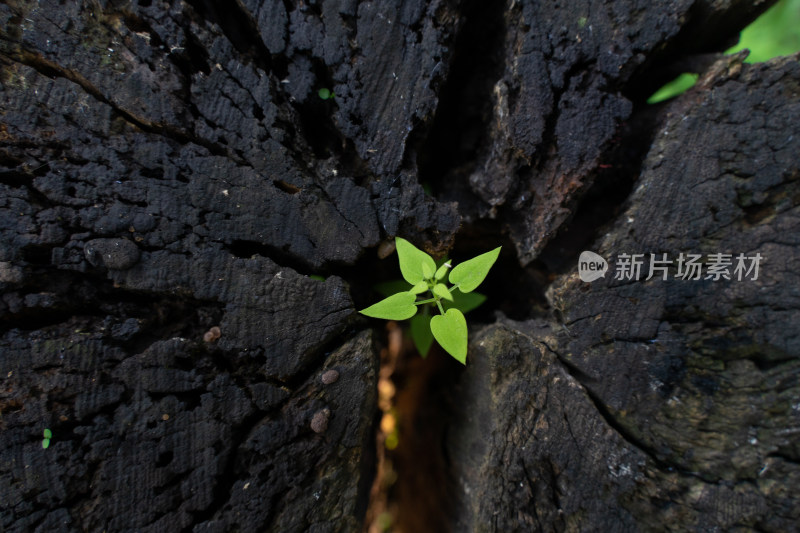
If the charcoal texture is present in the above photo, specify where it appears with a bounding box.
[1,0,797,531]
[447,55,800,531]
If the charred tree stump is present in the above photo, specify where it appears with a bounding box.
[1,0,798,531]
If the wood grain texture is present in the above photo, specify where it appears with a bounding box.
[1,0,795,531]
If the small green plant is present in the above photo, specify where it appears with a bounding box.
[726,0,800,63]
[318,88,335,100]
[42,428,52,449]
[647,72,699,104]
[360,238,500,364]
[648,0,800,104]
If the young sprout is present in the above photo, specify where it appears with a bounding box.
[42,428,52,449]
[360,237,500,364]
[318,88,335,100]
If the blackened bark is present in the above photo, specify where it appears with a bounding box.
[447,55,800,532]
[1,0,797,532]
[0,0,459,530]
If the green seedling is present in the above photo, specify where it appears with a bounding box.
[318,88,335,100]
[360,237,500,364]
[42,428,52,449]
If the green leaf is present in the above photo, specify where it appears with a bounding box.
[395,237,436,285]
[410,281,429,294]
[432,283,453,301]
[725,0,800,63]
[434,262,451,280]
[318,88,332,100]
[449,247,501,293]
[646,73,699,104]
[421,262,434,279]
[430,308,468,364]
[443,289,487,314]
[374,279,412,297]
[409,313,434,357]
[43,428,52,439]
[360,292,418,320]
[42,439,50,449]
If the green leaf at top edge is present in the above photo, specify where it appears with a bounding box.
[359,291,418,320]
[448,247,501,293]
[43,428,52,439]
[430,308,468,364]
[395,237,436,285]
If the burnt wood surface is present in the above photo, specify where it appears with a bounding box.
[1,0,798,532]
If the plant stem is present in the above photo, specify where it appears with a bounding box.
[436,299,445,314]
[415,297,436,305]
